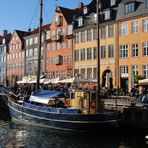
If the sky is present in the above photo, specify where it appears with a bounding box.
[0,0,92,34]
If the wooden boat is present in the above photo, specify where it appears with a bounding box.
[7,0,120,133]
[8,89,119,132]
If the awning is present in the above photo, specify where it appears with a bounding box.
[139,79,148,85]
[43,77,60,84]
[58,77,75,83]
[29,78,45,84]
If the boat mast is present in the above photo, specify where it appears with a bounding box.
[96,0,100,112]
[36,0,43,90]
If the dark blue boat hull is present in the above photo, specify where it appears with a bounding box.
[8,99,119,132]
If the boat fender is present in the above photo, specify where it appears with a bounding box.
[145,135,148,144]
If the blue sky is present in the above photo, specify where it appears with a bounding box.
[0,0,92,34]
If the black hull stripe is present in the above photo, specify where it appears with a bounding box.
[11,117,82,132]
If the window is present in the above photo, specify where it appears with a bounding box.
[132,21,139,33]
[68,39,72,48]
[108,44,114,58]
[132,43,138,57]
[51,71,55,78]
[87,29,92,41]
[87,48,92,60]
[52,43,55,50]
[143,18,148,32]
[62,42,66,49]
[55,15,62,26]
[100,26,106,39]
[110,0,116,6]
[61,70,66,79]
[83,7,88,14]
[68,25,73,35]
[124,3,135,14]
[120,44,128,58]
[87,68,92,79]
[143,42,148,56]
[93,68,97,79]
[29,49,33,56]
[108,24,114,37]
[78,17,83,27]
[93,28,97,40]
[75,32,79,43]
[26,39,29,46]
[68,54,72,63]
[81,68,85,79]
[34,48,38,56]
[56,70,61,77]
[57,43,61,50]
[143,65,148,78]
[75,50,79,61]
[93,47,97,59]
[74,69,79,76]
[133,65,138,76]
[52,30,55,37]
[47,43,51,50]
[81,48,85,61]
[63,56,66,63]
[90,13,97,23]
[147,0,148,9]
[120,24,128,36]
[105,10,111,20]
[101,46,106,58]
[29,38,33,45]
[120,66,128,74]
[81,31,85,42]
[46,31,50,40]
[62,27,66,35]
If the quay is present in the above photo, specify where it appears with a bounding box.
[103,97,143,112]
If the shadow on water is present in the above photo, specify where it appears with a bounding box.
[0,117,148,148]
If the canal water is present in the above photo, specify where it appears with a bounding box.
[0,116,148,148]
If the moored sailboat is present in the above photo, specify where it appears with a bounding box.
[8,0,120,133]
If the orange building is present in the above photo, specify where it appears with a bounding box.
[45,6,82,79]
[7,30,29,86]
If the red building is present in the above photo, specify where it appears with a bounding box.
[7,30,29,86]
[45,6,82,79]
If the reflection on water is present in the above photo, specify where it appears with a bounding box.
[0,117,148,148]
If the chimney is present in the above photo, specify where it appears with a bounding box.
[78,2,84,9]
[2,30,8,36]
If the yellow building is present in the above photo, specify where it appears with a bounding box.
[73,0,148,92]
[117,1,148,91]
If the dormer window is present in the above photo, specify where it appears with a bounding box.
[78,17,83,27]
[55,15,62,26]
[110,0,116,6]
[83,7,88,14]
[124,2,135,14]
[90,13,97,23]
[105,10,111,20]
[2,39,5,44]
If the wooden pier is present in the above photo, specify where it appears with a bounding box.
[103,96,143,112]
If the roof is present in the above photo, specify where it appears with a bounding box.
[116,0,148,21]
[25,23,51,37]
[15,30,29,41]
[56,6,83,24]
